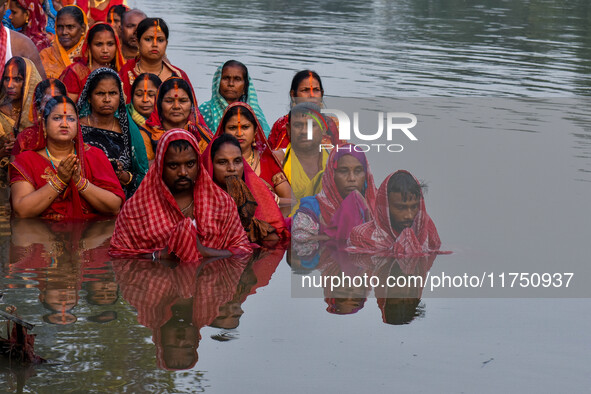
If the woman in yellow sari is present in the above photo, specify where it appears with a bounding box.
[39,5,88,79]
[0,57,42,151]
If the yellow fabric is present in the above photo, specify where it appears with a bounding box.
[0,58,42,138]
[40,7,88,78]
[283,144,329,215]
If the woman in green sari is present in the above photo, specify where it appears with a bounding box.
[199,60,271,137]
[77,67,149,197]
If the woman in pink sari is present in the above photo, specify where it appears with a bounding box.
[292,145,378,247]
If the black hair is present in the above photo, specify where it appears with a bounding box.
[86,23,117,47]
[107,4,128,22]
[3,56,26,81]
[210,133,242,162]
[136,17,169,41]
[220,104,257,132]
[34,79,67,110]
[168,139,192,152]
[85,71,120,98]
[157,78,193,120]
[131,72,162,97]
[56,5,86,28]
[290,70,324,97]
[221,60,249,100]
[287,101,324,124]
[386,172,425,202]
[43,95,78,123]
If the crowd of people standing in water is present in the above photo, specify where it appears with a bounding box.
[0,1,445,262]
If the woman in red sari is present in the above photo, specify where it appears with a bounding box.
[213,102,292,212]
[10,95,125,220]
[203,133,289,243]
[8,0,52,51]
[59,22,125,101]
[141,77,211,159]
[118,18,195,103]
[77,0,125,25]
[267,70,342,150]
[291,145,378,256]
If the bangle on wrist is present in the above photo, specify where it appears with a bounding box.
[121,171,133,186]
[47,179,63,194]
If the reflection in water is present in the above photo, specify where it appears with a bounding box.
[7,219,117,325]
[113,256,249,370]
[210,248,285,335]
[372,255,436,325]
[292,241,437,324]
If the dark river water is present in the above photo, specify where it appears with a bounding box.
[1,0,590,392]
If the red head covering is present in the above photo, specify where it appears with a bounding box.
[79,22,125,71]
[110,129,251,262]
[15,0,51,51]
[347,170,444,256]
[145,77,212,152]
[202,105,289,240]
[10,97,125,220]
[316,144,378,229]
[209,101,288,192]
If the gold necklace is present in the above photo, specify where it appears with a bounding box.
[180,200,193,215]
[136,60,164,77]
[246,149,255,166]
[246,150,260,171]
[46,145,74,162]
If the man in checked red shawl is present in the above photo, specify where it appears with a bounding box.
[347,170,443,257]
[110,128,252,263]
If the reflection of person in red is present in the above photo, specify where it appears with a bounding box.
[373,255,436,325]
[348,170,443,257]
[210,248,285,332]
[8,219,114,325]
[112,257,248,370]
[110,129,251,263]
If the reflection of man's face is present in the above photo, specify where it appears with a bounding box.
[388,192,420,233]
[86,281,119,305]
[162,144,199,195]
[211,302,244,329]
[160,321,198,370]
[288,112,324,152]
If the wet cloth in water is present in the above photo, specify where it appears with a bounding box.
[109,129,252,262]
[347,170,443,256]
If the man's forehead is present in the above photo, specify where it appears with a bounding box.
[123,11,146,25]
[164,144,197,160]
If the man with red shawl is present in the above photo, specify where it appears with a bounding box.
[347,170,443,257]
[110,128,252,263]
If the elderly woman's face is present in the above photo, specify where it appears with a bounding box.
[56,14,85,50]
[45,102,78,143]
